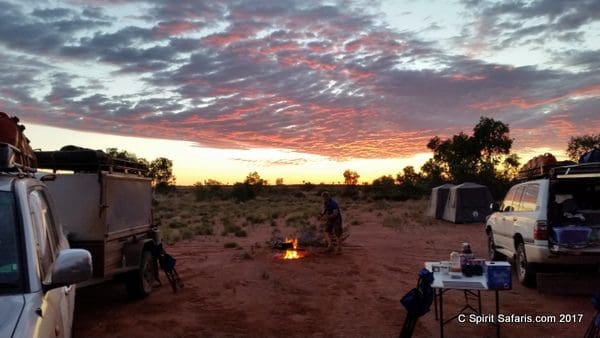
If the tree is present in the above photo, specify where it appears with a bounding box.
[370,175,398,200]
[105,147,150,173]
[420,158,447,188]
[396,166,426,200]
[473,117,512,163]
[396,166,420,186]
[343,169,360,185]
[566,134,600,161]
[426,116,514,183]
[230,171,267,201]
[275,178,284,185]
[149,157,175,193]
[106,147,138,161]
[500,154,520,180]
[205,179,222,185]
[244,171,267,186]
[194,179,224,201]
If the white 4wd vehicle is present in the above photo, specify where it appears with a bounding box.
[486,162,600,286]
[0,156,92,337]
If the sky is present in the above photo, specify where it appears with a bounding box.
[1,0,599,185]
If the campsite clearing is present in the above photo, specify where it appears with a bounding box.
[73,194,596,338]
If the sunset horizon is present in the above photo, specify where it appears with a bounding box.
[23,119,571,186]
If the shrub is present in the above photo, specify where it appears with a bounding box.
[224,242,238,248]
[246,213,268,225]
[350,219,362,226]
[231,182,255,202]
[181,227,194,240]
[194,224,214,235]
[234,229,247,237]
[285,211,308,228]
[222,221,243,236]
[382,216,403,228]
[168,221,187,229]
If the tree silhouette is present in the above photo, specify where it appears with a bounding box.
[150,157,175,193]
[343,169,360,185]
[566,134,600,161]
[244,171,267,186]
[427,116,514,183]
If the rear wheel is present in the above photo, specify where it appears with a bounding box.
[516,241,536,287]
[487,229,506,261]
[126,250,156,298]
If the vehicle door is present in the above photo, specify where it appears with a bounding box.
[495,185,524,250]
[513,183,539,244]
[27,188,72,338]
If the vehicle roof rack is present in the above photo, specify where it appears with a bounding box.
[0,142,37,173]
[517,160,576,181]
[35,146,149,176]
[550,162,600,179]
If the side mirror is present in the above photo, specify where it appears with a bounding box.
[490,202,500,212]
[43,249,92,292]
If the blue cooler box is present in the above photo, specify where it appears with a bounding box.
[552,226,591,245]
[486,261,512,290]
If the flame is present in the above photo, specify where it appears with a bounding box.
[282,238,305,259]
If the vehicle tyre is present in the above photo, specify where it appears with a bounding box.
[126,250,156,298]
[487,229,506,261]
[516,241,536,287]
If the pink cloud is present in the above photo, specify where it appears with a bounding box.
[153,21,202,37]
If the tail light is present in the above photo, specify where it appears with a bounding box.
[534,220,548,240]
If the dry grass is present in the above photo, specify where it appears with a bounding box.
[153,188,429,243]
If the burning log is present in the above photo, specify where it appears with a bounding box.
[282,238,305,260]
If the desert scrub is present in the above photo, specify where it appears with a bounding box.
[221,221,246,237]
[224,242,239,249]
[168,220,187,229]
[285,210,311,228]
[161,228,182,244]
[193,223,214,235]
[245,212,269,225]
[369,199,390,211]
[350,219,362,226]
[382,216,404,228]
[181,227,194,240]
[234,228,247,237]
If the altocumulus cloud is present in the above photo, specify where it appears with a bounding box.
[0,0,598,159]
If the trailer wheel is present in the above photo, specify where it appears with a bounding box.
[126,250,156,298]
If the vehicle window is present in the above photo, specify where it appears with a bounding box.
[501,187,517,212]
[519,184,539,212]
[512,186,525,212]
[28,189,60,278]
[0,191,23,293]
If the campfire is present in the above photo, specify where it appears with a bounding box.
[282,238,305,260]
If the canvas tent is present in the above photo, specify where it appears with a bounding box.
[426,184,455,219]
[442,182,493,223]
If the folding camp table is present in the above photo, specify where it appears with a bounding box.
[425,262,505,338]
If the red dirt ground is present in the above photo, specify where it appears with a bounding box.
[73,219,597,338]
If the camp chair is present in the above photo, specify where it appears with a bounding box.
[400,268,434,338]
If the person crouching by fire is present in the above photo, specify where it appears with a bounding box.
[320,191,343,254]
